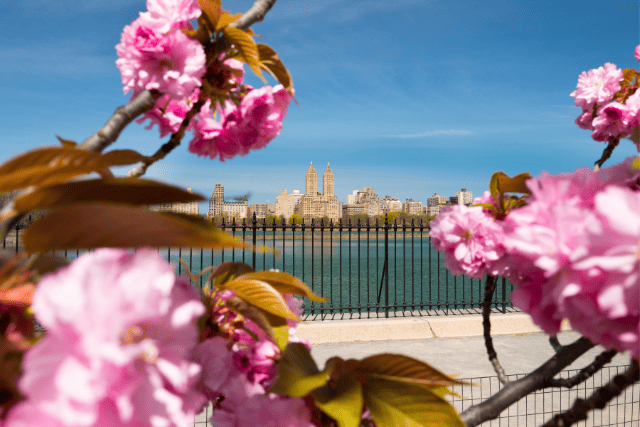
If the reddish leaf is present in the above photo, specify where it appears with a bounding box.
[22,203,245,252]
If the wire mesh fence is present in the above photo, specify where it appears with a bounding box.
[191,364,639,427]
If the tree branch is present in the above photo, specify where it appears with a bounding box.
[483,275,509,385]
[230,0,278,30]
[460,336,595,427]
[541,360,639,427]
[0,0,281,234]
[542,349,618,389]
[593,137,619,171]
[78,90,161,153]
[127,96,207,178]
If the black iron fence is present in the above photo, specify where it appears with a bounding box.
[2,213,517,319]
[447,364,640,427]
[191,364,639,427]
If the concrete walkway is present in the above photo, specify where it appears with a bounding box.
[194,313,638,427]
[295,312,634,378]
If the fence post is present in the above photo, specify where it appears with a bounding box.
[502,276,506,314]
[252,212,257,271]
[15,224,20,254]
[384,213,389,319]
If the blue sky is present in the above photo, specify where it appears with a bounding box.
[2,0,639,214]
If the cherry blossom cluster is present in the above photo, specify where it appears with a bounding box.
[429,158,640,360]
[116,0,293,162]
[570,46,640,148]
[1,249,321,426]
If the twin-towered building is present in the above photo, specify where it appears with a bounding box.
[277,163,340,223]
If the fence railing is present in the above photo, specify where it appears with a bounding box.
[2,213,517,320]
[192,364,640,427]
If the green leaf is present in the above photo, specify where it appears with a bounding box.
[237,271,327,302]
[0,147,148,193]
[268,342,332,397]
[632,155,640,170]
[364,378,464,427]
[22,203,245,253]
[355,354,464,388]
[208,261,255,289]
[220,277,298,320]
[223,26,265,83]
[312,372,364,427]
[470,203,496,211]
[11,178,204,216]
[257,43,293,94]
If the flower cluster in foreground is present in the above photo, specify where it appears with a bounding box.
[2,249,320,427]
[429,159,640,360]
[570,47,640,147]
[116,0,293,162]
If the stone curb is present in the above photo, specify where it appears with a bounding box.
[294,313,572,345]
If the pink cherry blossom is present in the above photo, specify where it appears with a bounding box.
[575,109,596,130]
[143,0,201,33]
[136,93,191,137]
[189,85,293,161]
[3,401,65,427]
[591,101,632,141]
[623,90,640,132]
[429,204,507,278]
[570,63,624,109]
[503,167,640,358]
[18,249,206,427]
[636,45,640,62]
[116,16,205,99]
[211,394,314,427]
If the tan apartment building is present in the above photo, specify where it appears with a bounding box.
[207,182,224,219]
[380,195,402,214]
[155,188,199,215]
[298,163,340,223]
[403,198,423,215]
[275,189,303,219]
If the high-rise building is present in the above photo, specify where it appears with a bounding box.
[344,187,381,216]
[403,198,423,215]
[249,204,267,219]
[380,195,402,213]
[455,188,473,205]
[156,188,199,215]
[323,164,334,196]
[275,189,303,219]
[298,163,340,223]
[427,193,447,207]
[305,163,317,195]
[208,182,224,218]
[223,200,248,220]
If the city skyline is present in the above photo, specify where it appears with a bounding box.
[2,1,639,217]
[187,163,475,216]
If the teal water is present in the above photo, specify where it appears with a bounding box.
[53,231,515,316]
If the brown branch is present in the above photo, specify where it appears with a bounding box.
[230,0,278,30]
[542,349,618,389]
[593,137,619,171]
[483,275,508,385]
[127,96,207,178]
[78,90,162,153]
[541,360,639,427]
[0,0,281,234]
[460,336,595,427]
